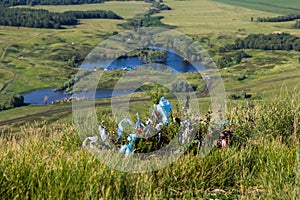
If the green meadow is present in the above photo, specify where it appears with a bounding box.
[159,0,300,35]
[0,0,299,199]
[0,1,151,104]
[213,0,300,14]
[17,1,151,19]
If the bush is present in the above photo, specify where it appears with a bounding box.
[171,80,193,93]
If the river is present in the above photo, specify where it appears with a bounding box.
[23,49,205,104]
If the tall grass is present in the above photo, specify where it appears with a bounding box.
[0,90,299,199]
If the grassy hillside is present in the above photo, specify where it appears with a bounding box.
[0,1,151,108]
[0,1,299,198]
[212,0,300,14]
[0,0,299,127]
[159,0,300,35]
[0,91,299,199]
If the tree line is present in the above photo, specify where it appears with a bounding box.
[220,33,300,52]
[63,10,122,19]
[0,0,150,7]
[0,8,122,29]
[119,14,165,29]
[256,14,300,22]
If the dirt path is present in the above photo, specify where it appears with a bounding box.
[0,63,17,93]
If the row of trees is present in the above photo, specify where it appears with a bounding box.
[0,8,122,29]
[220,33,300,52]
[256,14,300,22]
[119,14,165,29]
[63,10,122,19]
[0,0,150,7]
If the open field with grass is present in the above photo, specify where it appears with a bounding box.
[17,1,151,19]
[1,0,300,106]
[0,0,299,131]
[213,0,300,14]
[159,0,300,36]
[0,1,151,108]
[0,0,168,109]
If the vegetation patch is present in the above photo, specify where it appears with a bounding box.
[0,8,122,29]
[118,0,173,30]
[223,33,300,51]
[0,90,298,199]
[256,13,300,22]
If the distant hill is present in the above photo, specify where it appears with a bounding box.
[212,0,300,14]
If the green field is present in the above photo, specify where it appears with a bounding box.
[213,0,300,14]
[159,0,300,35]
[17,1,151,19]
[0,0,299,126]
[0,1,300,198]
[0,1,151,108]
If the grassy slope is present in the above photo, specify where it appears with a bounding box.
[157,0,300,97]
[1,0,300,125]
[212,0,300,14]
[0,92,298,199]
[0,1,299,199]
[0,2,151,104]
[159,0,300,35]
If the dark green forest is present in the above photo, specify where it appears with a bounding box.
[217,33,300,68]
[0,8,122,28]
[63,10,122,19]
[221,33,300,51]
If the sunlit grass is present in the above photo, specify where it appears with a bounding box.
[213,0,300,15]
[0,90,299,199]
[16,1,151,19]
[159,0,300,36]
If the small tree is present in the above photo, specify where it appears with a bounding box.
[146,85,164,104]
[171,80,193,93]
